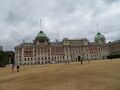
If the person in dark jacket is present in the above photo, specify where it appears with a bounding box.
[80,57,83,64]
[16,65,20,72]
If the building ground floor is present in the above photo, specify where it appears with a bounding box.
[16,54,107,65]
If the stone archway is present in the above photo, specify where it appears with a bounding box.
[78,56,81,62]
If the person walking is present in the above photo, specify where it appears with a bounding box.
[16,65,20,72]
[80,57,83,64]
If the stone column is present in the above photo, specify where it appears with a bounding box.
[33,46,35,64]
[21,46,24,65]
[49,46,52,63]
[14,49,17,65]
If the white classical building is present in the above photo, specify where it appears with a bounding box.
[15,30,109,65]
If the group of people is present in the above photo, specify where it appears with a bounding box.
[65,60,70,64]
[12,64,20,72]
[64,59,84,65]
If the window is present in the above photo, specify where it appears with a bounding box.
[52,57,54,59]
[63,56,64,59]
[57,56,59,59]
[48,57,50,60]
[41,57,43,60]
[45,57,47,60]
[24,58,26,61]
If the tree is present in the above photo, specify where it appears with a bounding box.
[107,54,120,59]
[0,51,9,67]
[6,51,15,64]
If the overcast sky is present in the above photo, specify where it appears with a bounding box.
[0,0,120,50]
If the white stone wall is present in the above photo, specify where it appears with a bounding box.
[15,42,109,65]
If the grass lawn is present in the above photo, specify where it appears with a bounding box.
[0,59,120,90]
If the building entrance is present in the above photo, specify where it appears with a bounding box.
[78,56,81,61]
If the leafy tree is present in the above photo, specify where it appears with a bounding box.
[0,51,9,67]
[107,54,120,59]
[6,51,15,64]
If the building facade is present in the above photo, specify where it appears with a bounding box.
[108,40,120,56]
[15,30,109,65]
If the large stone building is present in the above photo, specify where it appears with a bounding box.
[15,30,109,65]
[108,40,120,56]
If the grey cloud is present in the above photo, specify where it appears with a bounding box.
[4,11,24,25]
[104,0,119,4]
[0,0,120,50]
